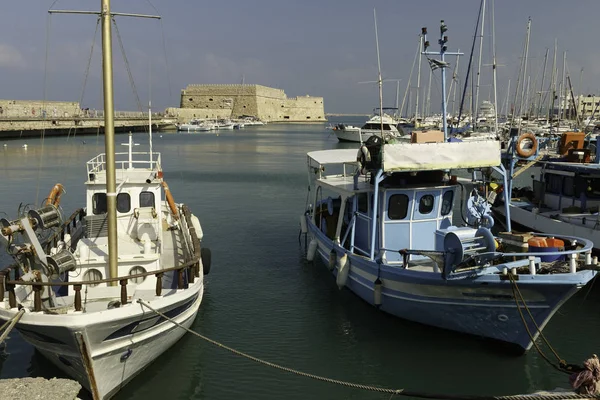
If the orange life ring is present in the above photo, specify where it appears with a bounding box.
[46,183,65,207]
[515,132,538,158]
[161,181,179,220]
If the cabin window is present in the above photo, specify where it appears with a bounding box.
[140,191,155,208]
[357,193,369,213]
[418,194,435,214]
[388,194,409,220]
[563,176,575,197]
[117,193,131,213]
[92,193,107,215]
[441,191,453,216]
[545,174,562,194]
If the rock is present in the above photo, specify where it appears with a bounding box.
[0,377,82,399]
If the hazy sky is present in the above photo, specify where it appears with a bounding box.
[1,0,599,114]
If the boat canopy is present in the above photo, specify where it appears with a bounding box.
[383,140,501,172]
[308,149,358,168]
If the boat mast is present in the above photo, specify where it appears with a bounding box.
[537,48,549,119]
[415,35,423,126]
[549,38,557,123]
[373,9,384,137]
[101,0,119,284]
[560,51,567,122]
[490,0,498,137]
[47,5,160,283]
[517,18,531,130]
[474,0,486,128]
[422,21,462,140]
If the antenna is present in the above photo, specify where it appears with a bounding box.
[374,8,384,137]
[421,20,463,140]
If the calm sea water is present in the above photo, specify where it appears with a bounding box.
[0,119,599,400]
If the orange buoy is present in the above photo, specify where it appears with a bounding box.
[161,181,179,220]
[515,132,538,158]
[46,183,65,207]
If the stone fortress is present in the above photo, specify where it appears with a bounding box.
[166,84,325,123]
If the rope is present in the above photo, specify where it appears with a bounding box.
[137,299,596,400]
[111,18,143,112]
[508,275,573,374]
[0,309,25,345]
[144,0,174,102]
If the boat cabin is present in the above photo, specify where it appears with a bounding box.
[535,163,600,213]
[68,142,171,294]
[308,140,502,267]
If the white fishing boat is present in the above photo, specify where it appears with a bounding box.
[177,119,215,132]
[300,20,597,353]
[0,2,212,399]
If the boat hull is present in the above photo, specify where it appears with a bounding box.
[0,280,203,399]
[307,221,589,352]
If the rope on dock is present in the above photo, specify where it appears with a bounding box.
[0,309,25,345]
[137,299,598,400]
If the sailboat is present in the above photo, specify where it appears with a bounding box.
[0,1,211,399]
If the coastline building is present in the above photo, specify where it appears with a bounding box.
[166,84,325,122]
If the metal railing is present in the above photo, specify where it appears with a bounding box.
[0,205,201,313]
[87,151,162,174]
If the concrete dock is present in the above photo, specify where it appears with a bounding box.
[0,377,82,399]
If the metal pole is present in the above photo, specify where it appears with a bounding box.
[474,0,486,128]
[101,0,118,284]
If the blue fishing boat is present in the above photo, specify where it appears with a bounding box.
[300,21,596,353]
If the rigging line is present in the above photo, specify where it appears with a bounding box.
[76,17,101,138]
[159,19,173,102]
[111,17,143,112]
[399,36,420,118]
[36,10,55,207]
[457,0,484,129]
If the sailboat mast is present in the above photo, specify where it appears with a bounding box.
[491,0,498,136]
[517,17,531,129]
[374,9,384,136]
[549,39,557,122]
[537,48,549,119]
[474,0,486,127]
[560,51,567,121]
[101,0,119,284]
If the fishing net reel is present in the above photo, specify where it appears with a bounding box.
[442,227,496,279]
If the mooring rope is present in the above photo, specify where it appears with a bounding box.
[0,309,25,345]
[137,299,597,400]
[508,274,577,375]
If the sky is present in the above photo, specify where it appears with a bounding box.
[1,0,599,114]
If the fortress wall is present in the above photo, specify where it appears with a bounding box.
[177,84,325,122]
[0,100,81,118]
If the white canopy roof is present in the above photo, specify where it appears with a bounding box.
[383,140,500,172]
[307,149,358,168]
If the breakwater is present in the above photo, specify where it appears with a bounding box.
[0,99,175,139]
[0,115,175,139]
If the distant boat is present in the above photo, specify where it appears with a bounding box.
[177,119,215,132]
[334,113,409,143]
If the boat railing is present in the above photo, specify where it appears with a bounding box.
[0,205,201,313]
[87,151,162,174]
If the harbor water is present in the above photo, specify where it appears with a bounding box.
[0,120,599,399]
